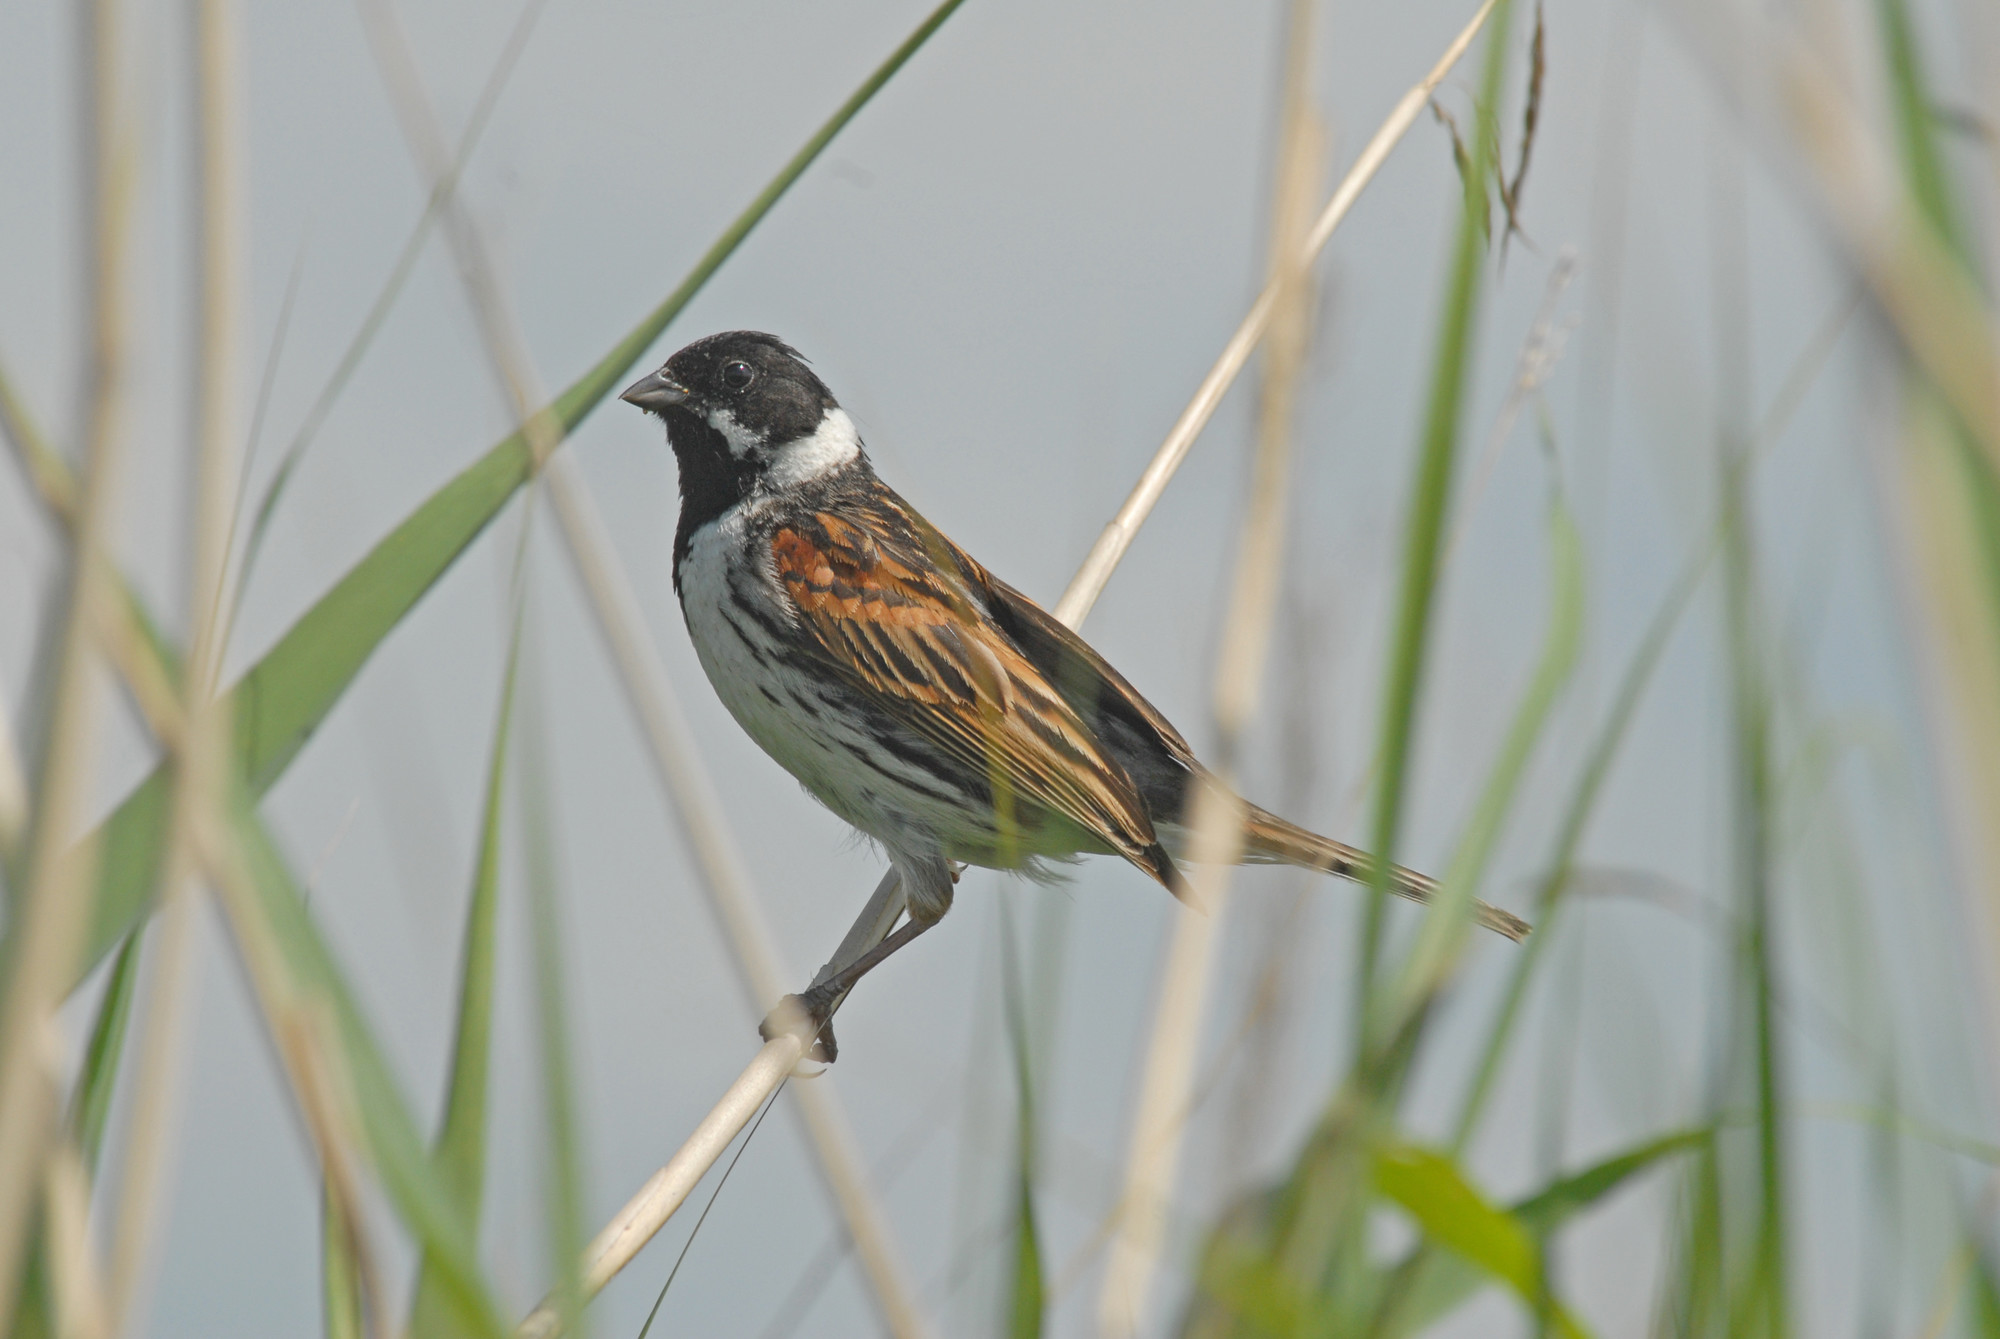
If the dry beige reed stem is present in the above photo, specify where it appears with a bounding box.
[0,385,187,761]
[516,1039,805,1339]
[0,370,78,523]
[0,392,51,853]
[104,0,247,1327]
[0,0,135,1320]
[0,675,26,862]
[541,465,794,1009]
[353,4,929,1330]
[6,487,391,1332]
[1096,2,1320,1329]
[535,1,1504,1327]
[276,998,392,1339]
[42,1140,108,1339]
[31,426,394,1336]
[1715,1,2000,1069]
[513,871,908,1339]
[0,393,189,767]
[540,461,929,1339]
[192,805,391,1313]
[0,378,179,764]
[0,23,397,1317]
[43,533,394,1339]
[1053,0,1503,630]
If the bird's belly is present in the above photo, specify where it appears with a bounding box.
[677,517,1006,856]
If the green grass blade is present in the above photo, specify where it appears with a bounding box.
[1508,1128,1712,1233]
[322,1190,365,1339]
[407,587,525,1337]
[1370,1141,1589,1339]
[1968,1229,2000,1339]
[236,0,550,604]
[0,849,141,1339]
[1380,1128,1710,1335]
[1871,0,2000,685]
[4,1262,48,1339]
[60,0,970,995]
[1007,1173,1044,1339]
[68,926,142,1169]
[1352,495,1585,1335]
[1444,286,1855,1155]
[518,636,588,1339]
[1356,0,1516,1037]
[83,773,173,987]
[1388,496,1583,1030]
[1721,436,1786,1337]
[1875,0,1965,259]
[225,787,511,1339]
[229,441,527,797]
[1185,169,1574,1338]
[999,902,1043,1339]
[1451,538,1707,1147]
[1670,1136,1728,1335]
[1186,1224,1317,1337]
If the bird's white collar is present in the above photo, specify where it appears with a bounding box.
[764,407,861,488]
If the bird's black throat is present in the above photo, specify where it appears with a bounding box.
[665,409,761,588]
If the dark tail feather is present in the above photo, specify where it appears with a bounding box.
[1239,806,1531,942]
[1138,841,1199,909]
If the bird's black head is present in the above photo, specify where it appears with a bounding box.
[622,332,865,570]
[621,329,849,461]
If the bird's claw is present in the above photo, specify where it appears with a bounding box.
[759,991,838,1064]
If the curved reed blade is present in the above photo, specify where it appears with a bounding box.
[54,0,970,995]
[222,783,514,1339]
[1369,1142,1591,1339]
[1373,1129,1710,1335]
[1354,0,1519,1037]
[407,565,526,1338]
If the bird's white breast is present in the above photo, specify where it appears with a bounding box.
[677,506,791,742]
[676,503,863,809]
[675,496,978,849]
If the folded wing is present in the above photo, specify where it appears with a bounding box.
[770,495,1184,895]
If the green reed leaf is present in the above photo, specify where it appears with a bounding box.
[57,0,970,996]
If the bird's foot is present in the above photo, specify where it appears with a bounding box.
[759,989,839,1064]
[757,914,938,1064]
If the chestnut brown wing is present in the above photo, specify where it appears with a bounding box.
[769,497,1181,891]
[949,555,1204,822]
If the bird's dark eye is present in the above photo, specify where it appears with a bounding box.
[720,360,755,391]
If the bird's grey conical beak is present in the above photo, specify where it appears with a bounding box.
[619,369,690,412]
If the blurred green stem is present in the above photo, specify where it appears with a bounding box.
[1356,0,1515,1050]
[999,901,1044,1339]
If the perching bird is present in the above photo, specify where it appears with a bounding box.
[622,331,1527,1059]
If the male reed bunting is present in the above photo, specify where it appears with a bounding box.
[622,331,1528,1059]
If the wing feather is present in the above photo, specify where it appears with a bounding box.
[770,494,1173,883]
[954,556,1203,820]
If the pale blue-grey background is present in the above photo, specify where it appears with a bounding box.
[0,0,1986,1334]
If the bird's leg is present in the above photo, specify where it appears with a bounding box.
[762,849,954,1063]
[759,915,935,1063]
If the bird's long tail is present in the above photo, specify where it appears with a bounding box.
[1238,805,1531,942]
